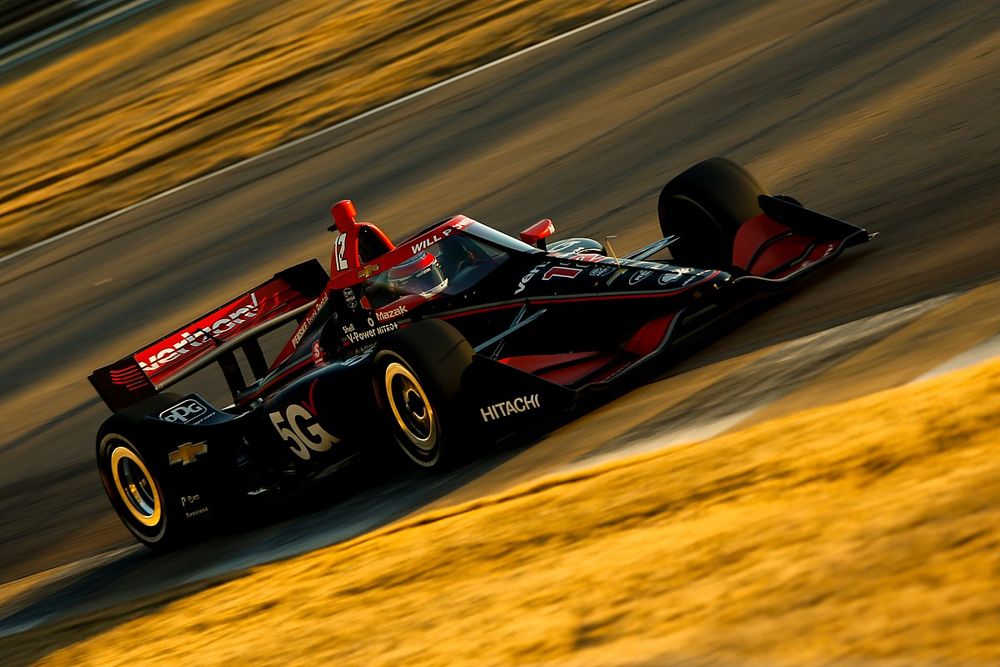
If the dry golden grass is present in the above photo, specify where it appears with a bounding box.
[4,356,999,665]
[0,0,640,253]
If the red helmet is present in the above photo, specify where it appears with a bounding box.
[386,251,447,295]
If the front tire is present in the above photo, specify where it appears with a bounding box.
[376,352,443,467]
[657,157,769,268]
[373,320,473,469]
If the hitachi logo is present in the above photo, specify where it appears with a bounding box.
[139,294,261,372]
[480,394,541,422]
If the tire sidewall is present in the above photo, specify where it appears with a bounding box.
[371,319,474,470]
[97,428,173,547]
[658,157,769,267]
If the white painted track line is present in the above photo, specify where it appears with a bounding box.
[912,333,1000,383]
[0,0,665,266]
[0,0,168,67]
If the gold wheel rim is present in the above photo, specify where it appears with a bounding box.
[384,362,436,450]
[109,442,162,527]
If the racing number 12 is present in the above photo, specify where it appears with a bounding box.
[268,404,339,460]
[334,234,348,272]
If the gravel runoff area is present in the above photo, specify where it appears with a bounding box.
[3,355,998,665]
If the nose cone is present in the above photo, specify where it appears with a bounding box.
[330,200,357,232]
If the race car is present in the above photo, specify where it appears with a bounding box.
[88,158,873,549]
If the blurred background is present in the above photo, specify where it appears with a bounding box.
[0,0,998,664]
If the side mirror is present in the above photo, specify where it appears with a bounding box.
[519,218,555,250]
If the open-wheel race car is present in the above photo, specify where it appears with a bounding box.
[89,158,873,549]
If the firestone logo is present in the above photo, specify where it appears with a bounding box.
[139,294,261,372]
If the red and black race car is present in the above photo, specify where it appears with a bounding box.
[88,158,872,549]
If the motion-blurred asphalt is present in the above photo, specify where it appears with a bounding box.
[0,0,997,598]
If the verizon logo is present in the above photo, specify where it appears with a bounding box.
[138,294,261,372]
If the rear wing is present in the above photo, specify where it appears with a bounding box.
[89,260,328,412]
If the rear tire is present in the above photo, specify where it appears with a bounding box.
[96,395,195,551]
[657,157,768,268]
[373,320,473,469]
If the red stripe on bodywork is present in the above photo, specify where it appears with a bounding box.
[442,273,718,322]
[501,351,623,387]
[438,302,522,321]
[772,240,841,279]
[500,351,607,374]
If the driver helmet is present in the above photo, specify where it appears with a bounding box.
[386,251,448,295]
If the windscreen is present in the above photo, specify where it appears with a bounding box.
[363,233,508,308]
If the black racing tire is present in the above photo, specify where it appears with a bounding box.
[373,319,473,470]
[657,157,769,268]
[96,395,194,551]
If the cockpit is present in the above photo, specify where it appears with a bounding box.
[362,231,510,309]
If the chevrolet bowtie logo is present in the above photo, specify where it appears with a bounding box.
[357,264,379,279]
[168,441,209,466]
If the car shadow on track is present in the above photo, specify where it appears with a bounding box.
[0,424,563,662]
[0,267,862,662]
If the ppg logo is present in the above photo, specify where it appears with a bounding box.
[159,398,208,424]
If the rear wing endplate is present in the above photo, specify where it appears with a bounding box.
[89,260,328,412]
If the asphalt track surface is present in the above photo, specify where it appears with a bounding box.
[1,0,998,634]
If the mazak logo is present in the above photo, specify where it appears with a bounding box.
[480,394,541,422]
[139,294,262,373]
[159,398,209,424]
[376,304,407,322]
